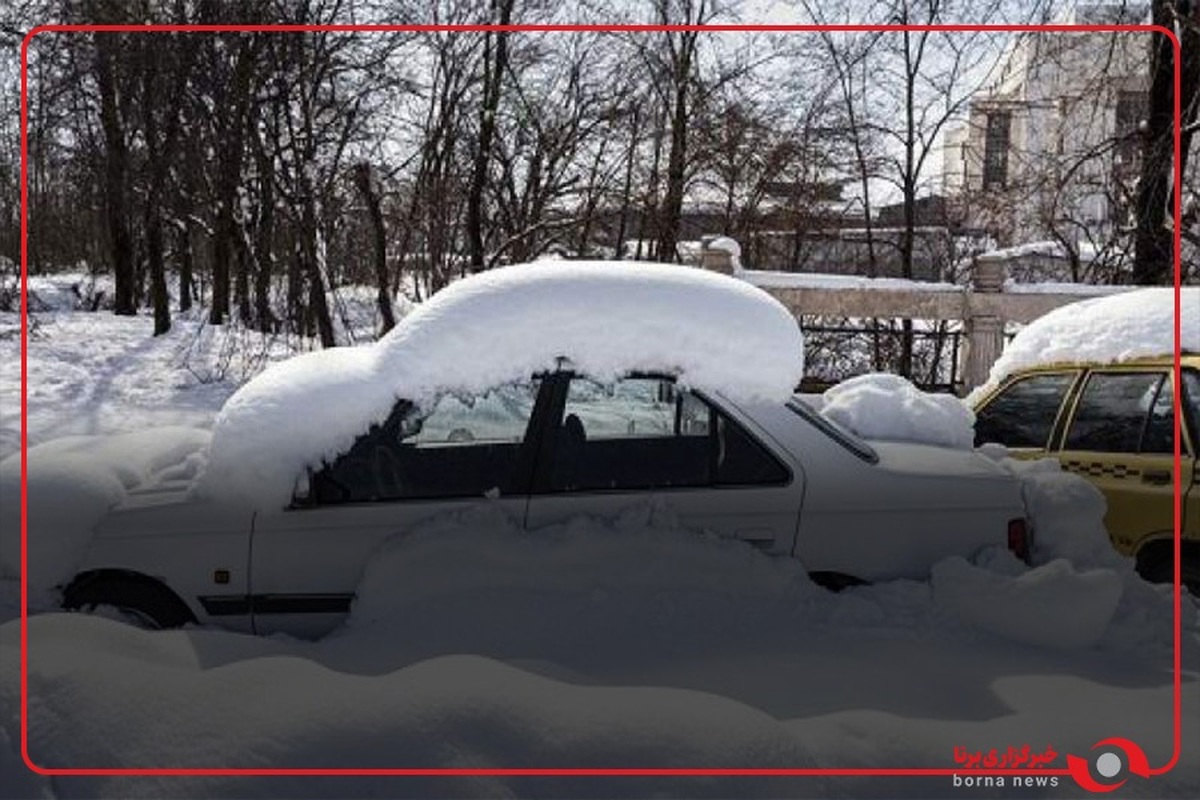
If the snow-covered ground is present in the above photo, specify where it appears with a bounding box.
[1,272,1197,798]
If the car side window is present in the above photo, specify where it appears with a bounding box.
[1140,375,1175,454]
[1185,370,1200,448]
[546,376,786,492]
[1064,372,1164,453]
[312,381,540,503]
[974,372,1076,449]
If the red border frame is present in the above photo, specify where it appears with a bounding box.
[18,21,1184,783]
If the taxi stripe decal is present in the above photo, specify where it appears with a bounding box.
[1061,460,1141,479]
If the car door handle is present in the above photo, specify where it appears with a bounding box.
[1142,469,1172,485]
[735,529,777,550]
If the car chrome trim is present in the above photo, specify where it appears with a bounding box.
[198,593,354,616]
[785,398,878,463]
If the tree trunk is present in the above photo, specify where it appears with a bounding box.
[235,232,252,325]
[95,33,135,316]
[613,106,641,260]
[147,210,170,335]
[210,193,234,325]
[253,160,275,332]
[466,0,515,272]
[899,29,918,378]
[209,36,256,324]
[354,163,396,334]
[287,241,305,335]
[657,58,691,264]
[300,179,335,347]
[178,223,193,312]
[1133,1,1179,284]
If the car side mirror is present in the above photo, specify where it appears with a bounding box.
[291,467,314,507]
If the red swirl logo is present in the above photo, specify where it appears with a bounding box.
[1066,738,1149,792]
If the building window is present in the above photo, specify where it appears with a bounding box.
[1114,90,1144,171]
[983,111,1011,190]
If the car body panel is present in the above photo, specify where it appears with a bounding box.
[73,372,1029,636]
[973,355,1200,566]
[87,490,255,631]
[735,400,1025,582]
[250,496,530,638]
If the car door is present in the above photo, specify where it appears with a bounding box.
[248,379,549,638]
[523,373,802,555]
[974,369,1081,454]
[1182,369,1200,545]
[1054,368,1194,557]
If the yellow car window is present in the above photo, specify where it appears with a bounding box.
[975,372,1075,449]
[1065,372,1164,453]
[1183,370,1200,448]
[1140,377,1175,454]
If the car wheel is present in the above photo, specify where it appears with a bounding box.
[1136,545,1200,597]
[1175,555,1200,599]
[62,573,195,630]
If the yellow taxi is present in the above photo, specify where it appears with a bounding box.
[972,355,1199,593]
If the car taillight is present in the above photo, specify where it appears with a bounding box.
[1008,518,1031,563]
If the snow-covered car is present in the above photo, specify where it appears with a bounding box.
[969,286,1200,593]
[59,261,1030,636]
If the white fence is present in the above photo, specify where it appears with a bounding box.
[699,242,1129,392]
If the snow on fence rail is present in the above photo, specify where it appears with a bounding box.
[698,241,1135,392]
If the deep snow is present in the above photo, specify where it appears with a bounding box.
[1,271,1197,798]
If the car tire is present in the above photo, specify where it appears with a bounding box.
[62,573,195,630]
[1137,545,1200,598]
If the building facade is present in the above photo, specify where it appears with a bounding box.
[942,2,1152,276]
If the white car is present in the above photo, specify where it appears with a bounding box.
[59,262,1030,636]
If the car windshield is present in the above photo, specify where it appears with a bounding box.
[786,396,878,463]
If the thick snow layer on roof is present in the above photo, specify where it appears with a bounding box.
[200,261,804,504]
[819,373,976,449]
[973,287,1200,400]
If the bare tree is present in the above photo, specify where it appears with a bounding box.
[353,162,395,333]
[1134,0,1199,283]
[466,0,515,271]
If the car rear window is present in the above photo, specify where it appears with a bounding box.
[786,398,878,463]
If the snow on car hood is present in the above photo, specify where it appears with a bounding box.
[820,373,976,449]
[0,427,211,599]
[968,286,1200,402]
[199,261,805,505]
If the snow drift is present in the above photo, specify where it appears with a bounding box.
[819,373,976,449]
[200,261,805,505]
[932,556,1123,649]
